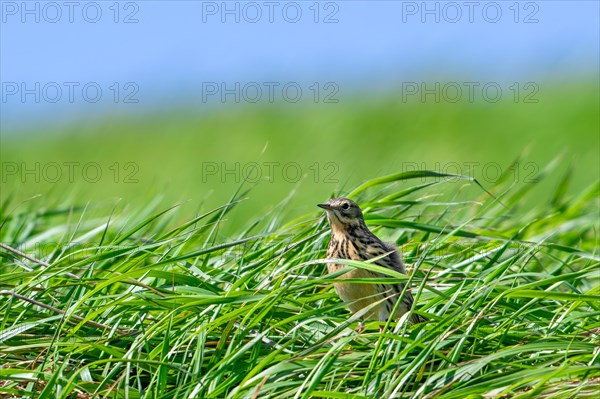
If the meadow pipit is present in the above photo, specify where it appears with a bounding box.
[318,197,426,330]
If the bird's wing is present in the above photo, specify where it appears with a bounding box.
[366,240,406,274]
[380,241,406,274]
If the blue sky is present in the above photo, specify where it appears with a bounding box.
[1,1,598,130]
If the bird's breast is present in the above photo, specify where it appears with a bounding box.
[328,263,381,317]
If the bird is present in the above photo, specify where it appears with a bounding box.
[318,197,426,331]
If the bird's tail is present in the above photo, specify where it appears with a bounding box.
[411,311,428,324]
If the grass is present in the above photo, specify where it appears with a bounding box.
[1,164,599,399]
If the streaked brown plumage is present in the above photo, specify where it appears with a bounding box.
[318,197,426,327]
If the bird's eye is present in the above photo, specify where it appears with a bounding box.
[342,203,350,210]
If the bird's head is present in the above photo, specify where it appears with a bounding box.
[318,197,365,232]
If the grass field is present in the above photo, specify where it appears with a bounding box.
[1,167,599,398]
[1,83,599,398]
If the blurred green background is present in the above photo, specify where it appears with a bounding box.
[2,82,598,228]
[3,2,599,230]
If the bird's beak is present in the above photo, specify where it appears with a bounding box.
[317,203,332,210]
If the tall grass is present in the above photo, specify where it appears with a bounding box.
[1,166,598,398]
